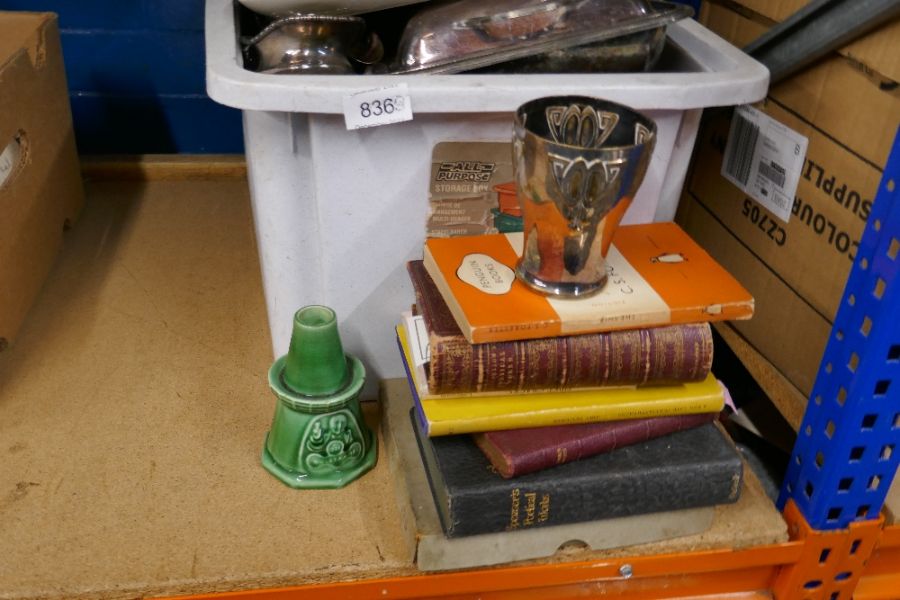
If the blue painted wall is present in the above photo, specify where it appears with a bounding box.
[0,0,244,154]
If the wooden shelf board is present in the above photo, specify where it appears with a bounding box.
[80,155,247,181]
[0,179,413,600]
[0,178,794,600]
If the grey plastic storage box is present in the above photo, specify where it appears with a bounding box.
[205,0,769,396]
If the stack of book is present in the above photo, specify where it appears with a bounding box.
[395,222,754,553]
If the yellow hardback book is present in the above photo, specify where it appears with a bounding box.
[396,324,725,436]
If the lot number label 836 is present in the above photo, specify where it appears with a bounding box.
[344,84,413,130]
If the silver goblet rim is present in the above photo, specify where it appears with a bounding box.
[515,95,657,152]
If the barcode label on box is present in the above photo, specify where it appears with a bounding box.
[722,105,808,223]
[343,84,413,130]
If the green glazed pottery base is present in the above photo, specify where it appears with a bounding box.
[261,432,377,490]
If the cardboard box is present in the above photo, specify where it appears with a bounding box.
[711,0,900,73]
[700,1,900,164]
[676,2,900,396]
[709,0,900,86]
[0,12,83,350]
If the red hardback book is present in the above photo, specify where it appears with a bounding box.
[408,260,714,395]
[474,413,718,478]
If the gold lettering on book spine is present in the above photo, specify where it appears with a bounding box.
[438,338,472,392]
[674,326,686,379]
[609,331,622,382]
[699,326,713,378]
[649,326,686,381]
[689,338,700,380]
[572,339,584,387]
[569,337,583,387]
[503,348,516,388]
[539,494,550,523]
[547,338,558,388]
[608,329,624,383]
[586,335,601,385]
[651,327,666,381]
[524,492,537,526]
[636,328,648,383]
[488,345,515,390]
[517,341,526,390]
[558,337,568,387]
[565,338,577,387]
[620,329,637,383]
[633,329,645,382]
[509,488,521,530]
[476,343,485,392]
[556,447,568,464]
[525,338,555,389]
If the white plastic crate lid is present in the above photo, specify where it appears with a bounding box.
[206,0,770,113]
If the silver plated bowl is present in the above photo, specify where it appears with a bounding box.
[244,14,383,74]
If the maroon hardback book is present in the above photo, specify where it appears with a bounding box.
[473,413,719,478]
[407,260,714,394]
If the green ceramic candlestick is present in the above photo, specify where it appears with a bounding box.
[262,305,376,489]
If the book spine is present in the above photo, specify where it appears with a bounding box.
[445,438,741,537]
[423,393,724,436]
[474,413,717,478]
[428,323,713,394]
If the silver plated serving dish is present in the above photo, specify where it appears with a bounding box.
[478,27,667,74]
[244,14,383,74]
[390,0,692,74]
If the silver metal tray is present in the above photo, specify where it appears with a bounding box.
[390,0,693,74]
[477,26,667,73]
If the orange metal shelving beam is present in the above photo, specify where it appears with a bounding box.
[162,511,900,599]
[773,501,885,599]
[851,524,900,600]
[169,541,802,600]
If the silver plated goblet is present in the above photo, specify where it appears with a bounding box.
[513,96,657,297]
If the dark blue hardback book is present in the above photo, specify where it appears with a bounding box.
[411,409,743,538]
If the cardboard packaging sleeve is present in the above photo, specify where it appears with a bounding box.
[0,12,84,349]
[676,1,900,397]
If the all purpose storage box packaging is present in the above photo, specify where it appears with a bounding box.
[205,0,769,395]
[676,0,900,397]
[0,12,84,350]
